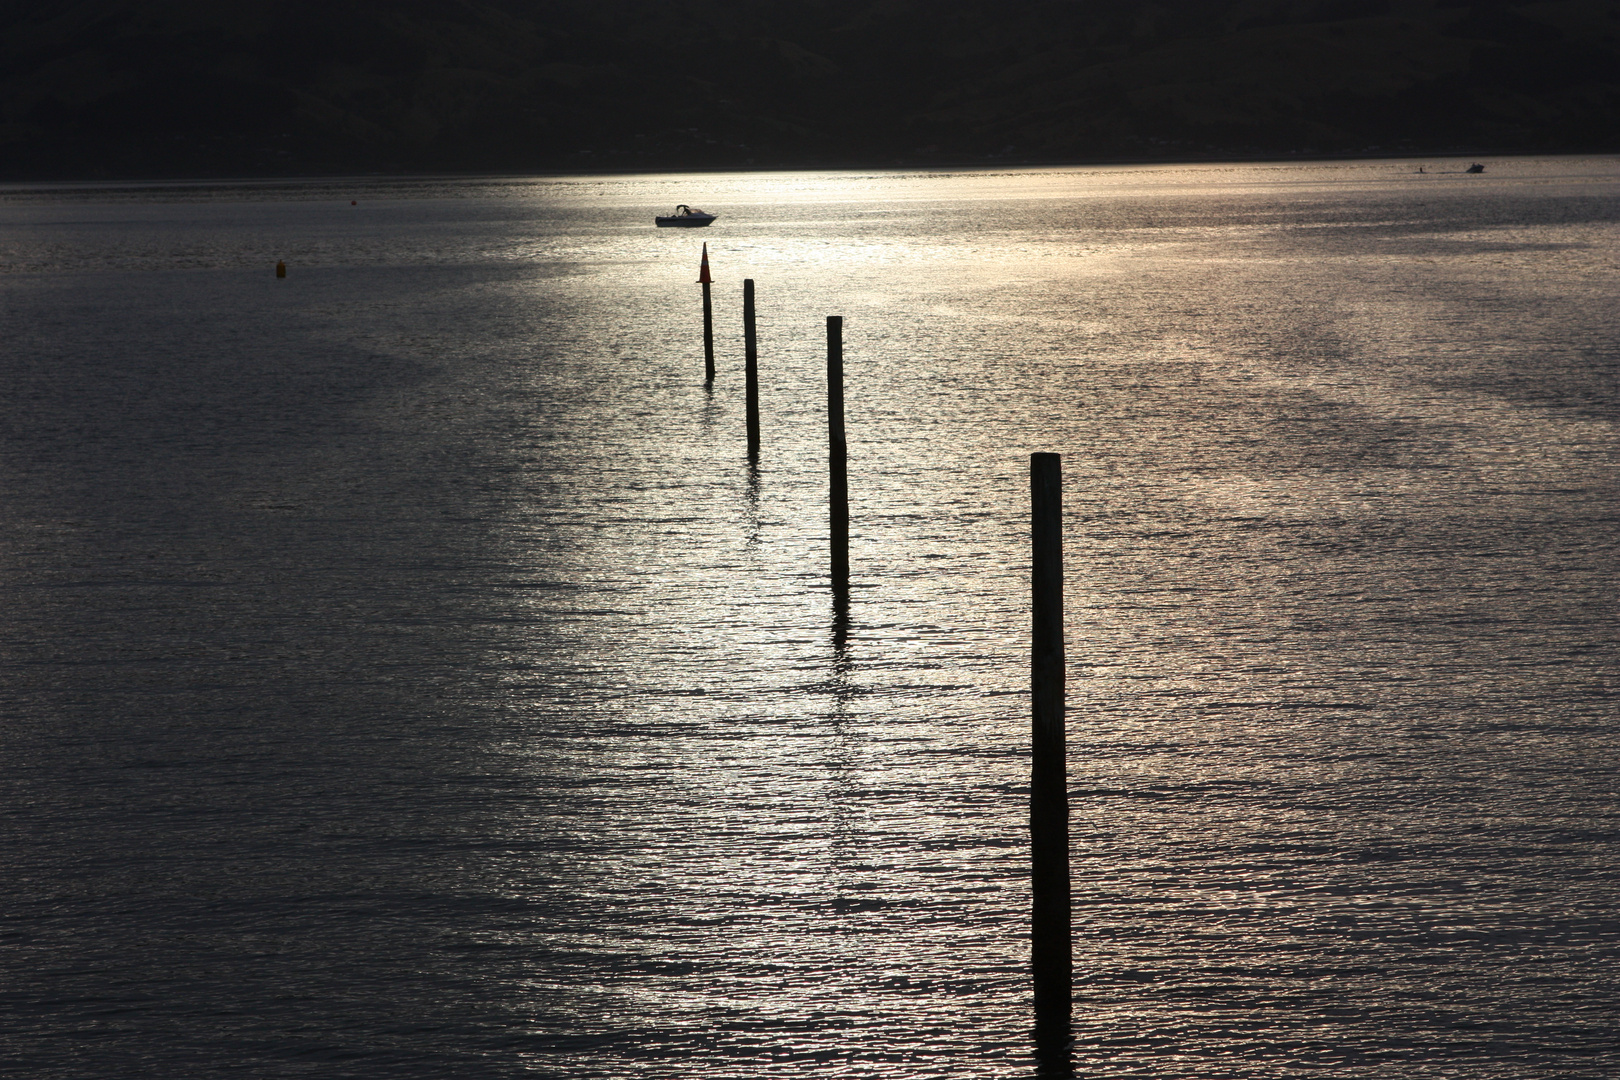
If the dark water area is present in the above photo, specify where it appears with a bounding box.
[1,159,1617,1077]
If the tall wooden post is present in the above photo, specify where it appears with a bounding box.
[1030,452,1071,1049]
[827,316,848,591]
[744,279,759,458]
[699,244,714,382]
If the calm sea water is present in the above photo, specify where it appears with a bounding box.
[2,159,1616,1078]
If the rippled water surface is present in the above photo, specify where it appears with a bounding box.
[2,159,1617,1077]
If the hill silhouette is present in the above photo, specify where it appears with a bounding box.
[3,0,1616,179]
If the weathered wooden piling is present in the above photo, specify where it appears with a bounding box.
[699,244,715,382]
[1029,451,1071,1047]
[744,279,759,458]
[827,316,848,591]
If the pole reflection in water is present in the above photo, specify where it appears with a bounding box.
[0,159,1616,1079]
[742,460,763,549]
[831,587,852,661]
[1034,1039,1074,1079]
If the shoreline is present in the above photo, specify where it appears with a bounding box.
[3,150,1613,197]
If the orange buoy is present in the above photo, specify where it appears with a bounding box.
[275,260,286,278]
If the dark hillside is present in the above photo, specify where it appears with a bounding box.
[2,0,1616,178]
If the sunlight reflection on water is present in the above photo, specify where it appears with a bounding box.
[1,157,1617,1078]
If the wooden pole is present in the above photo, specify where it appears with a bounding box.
[1029,452,1071,1049]
[698,244,714,383]
[744,279,759,458]
[703,281,715,383]
[827,316,848,591]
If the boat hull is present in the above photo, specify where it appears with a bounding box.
[655,216,716,227]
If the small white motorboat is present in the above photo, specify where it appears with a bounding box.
[655,204,717,227]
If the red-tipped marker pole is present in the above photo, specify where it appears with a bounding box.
[699,244,714,382]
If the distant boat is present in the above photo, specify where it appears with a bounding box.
[1466,163,1486,174]
[656,205,717,227]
